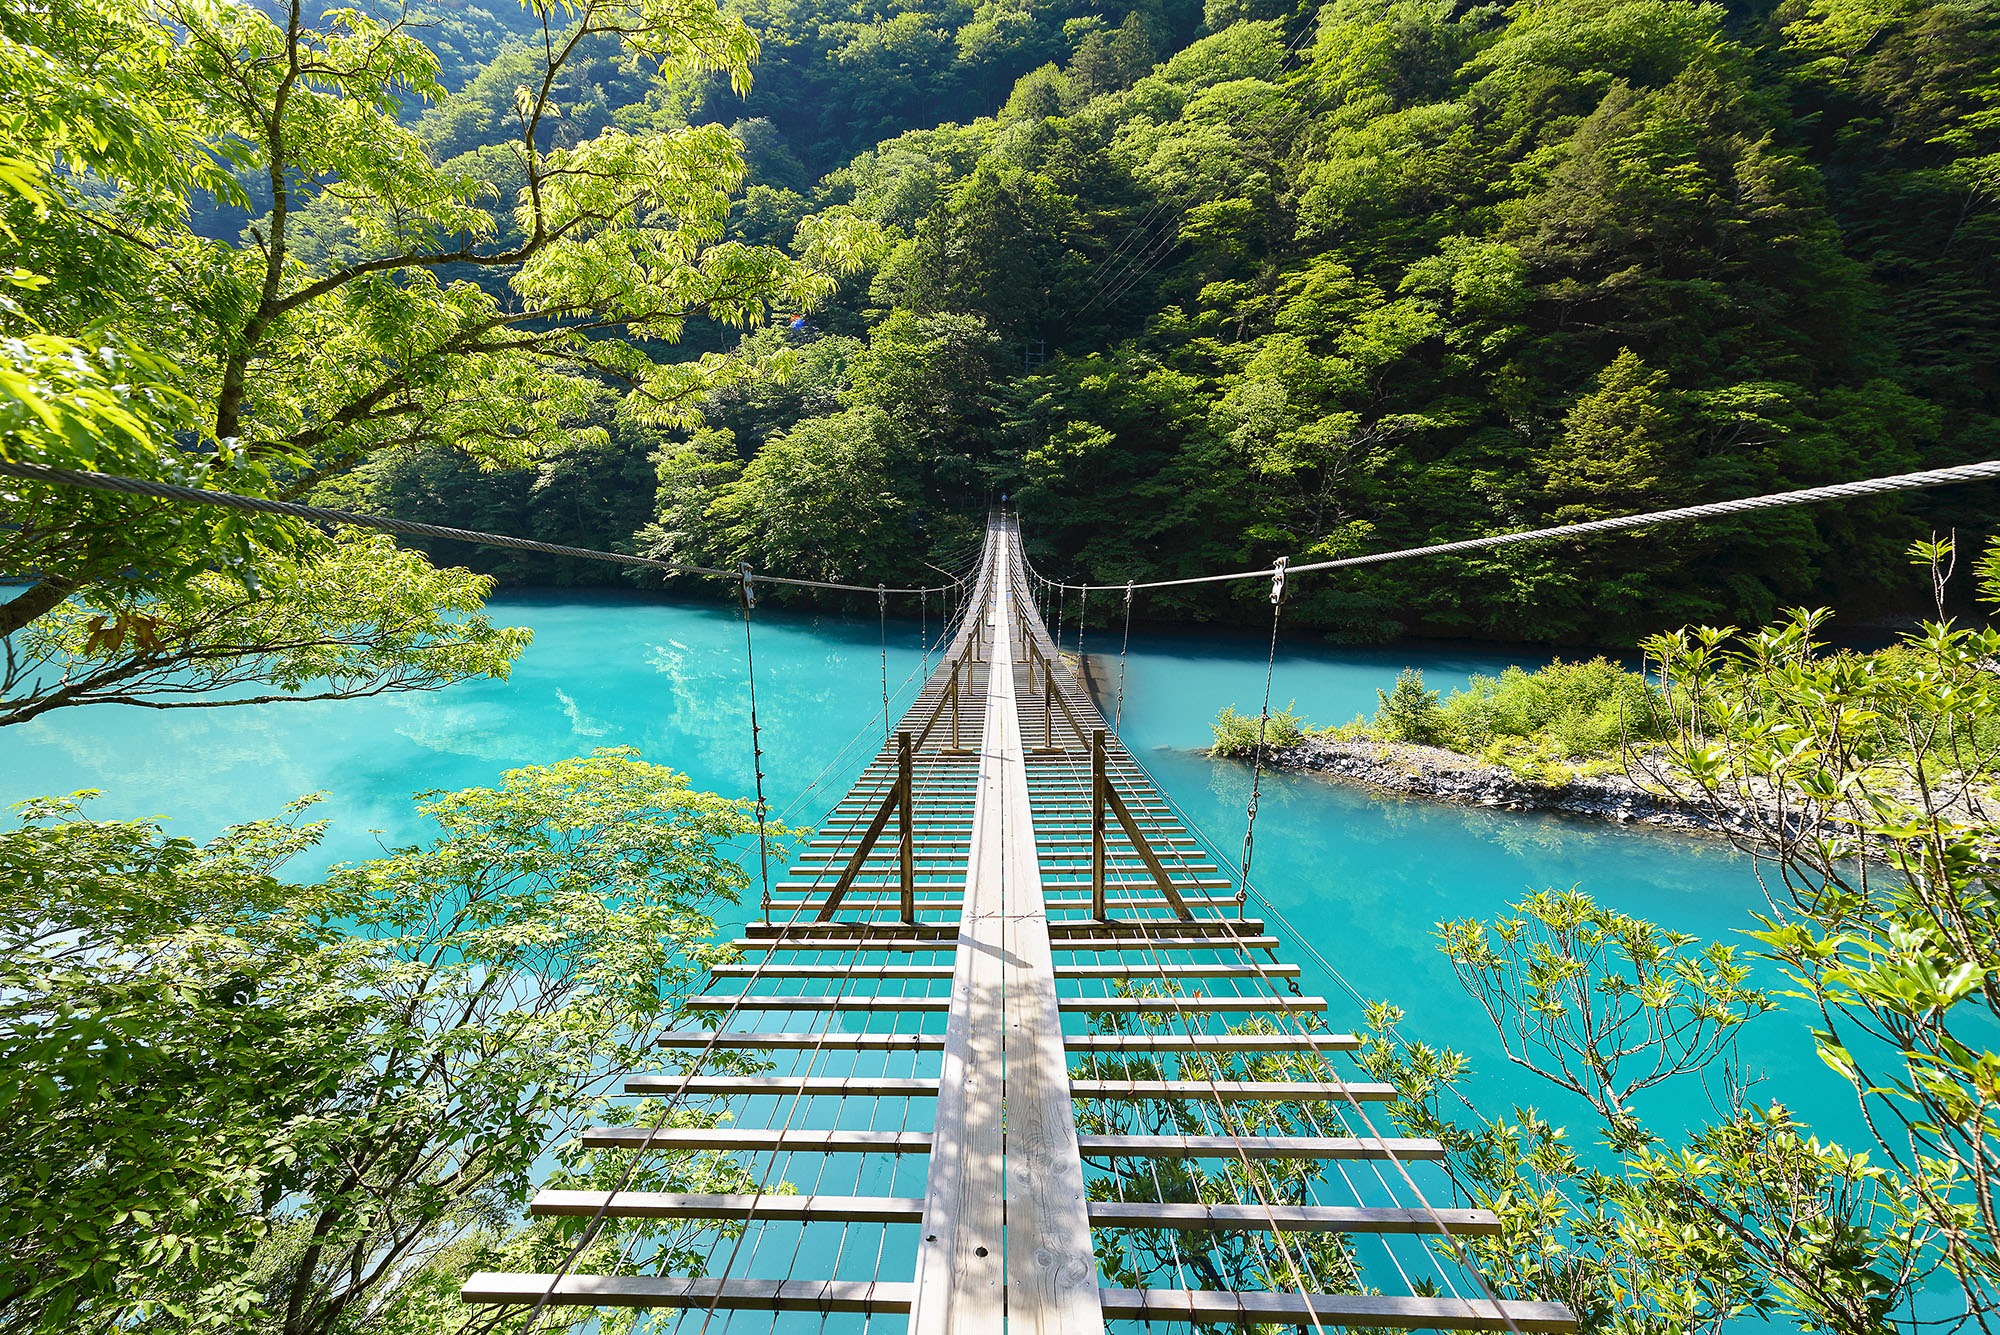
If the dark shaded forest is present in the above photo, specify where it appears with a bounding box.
[325,0,2000,643]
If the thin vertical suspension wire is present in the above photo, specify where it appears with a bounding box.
[1238,558,1286,915]
[1077,584,1089,684]
[878,585,891,747]
[1114,581,1134,732]
[743,563,774,914]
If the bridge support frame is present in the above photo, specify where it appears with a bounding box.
[815,730,917,922]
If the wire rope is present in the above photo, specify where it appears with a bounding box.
[0,462,965,598]
[1017,459,2000,593]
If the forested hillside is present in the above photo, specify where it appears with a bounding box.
[322,0,2000,642]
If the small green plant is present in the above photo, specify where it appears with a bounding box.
[1209,702,1310,756]
[1375,668,1447,745]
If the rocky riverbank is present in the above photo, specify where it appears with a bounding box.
[1248,737,1767,837]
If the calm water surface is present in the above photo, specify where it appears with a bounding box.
[0,589,1900,1322]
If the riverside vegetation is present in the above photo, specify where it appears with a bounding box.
[5,0,2000,1328]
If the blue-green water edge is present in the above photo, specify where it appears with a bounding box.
[0,589,1889,1321]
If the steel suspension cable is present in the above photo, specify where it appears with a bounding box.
[1027,460,2000,593]
[0,462,964,598]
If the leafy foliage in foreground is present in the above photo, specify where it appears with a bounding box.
[1358,547,2000,1329]
[1,0,857,723]
[0,750,761,1335]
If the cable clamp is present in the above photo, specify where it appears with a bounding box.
[738,561,757,608]
[1270,555,1287,607]
[878,582,887,610]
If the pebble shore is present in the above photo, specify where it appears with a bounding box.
[1248,737,1763,837]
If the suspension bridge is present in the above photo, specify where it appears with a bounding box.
[13,457,2000,1332]
[459,515,1576,1332]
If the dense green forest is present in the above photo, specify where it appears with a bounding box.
[305,0,2000,642]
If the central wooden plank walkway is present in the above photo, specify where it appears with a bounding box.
[463,517,1576,1333]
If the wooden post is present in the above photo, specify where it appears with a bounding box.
[1091,728,1107,921]
[1043,662,1055,751]
[950,660,962,751]
[898,730,915,921]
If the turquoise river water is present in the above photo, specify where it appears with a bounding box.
[0,589,1913,1323]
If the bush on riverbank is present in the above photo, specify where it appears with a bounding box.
[1210,703,1312,755]
[1211,658,1669,781]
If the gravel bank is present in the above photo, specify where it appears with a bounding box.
[1249,737,1762,837]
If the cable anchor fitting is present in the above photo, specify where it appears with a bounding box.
[738,561,757,609]
[1269,555,1287,607]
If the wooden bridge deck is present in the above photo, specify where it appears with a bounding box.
[463,519,1576,1333]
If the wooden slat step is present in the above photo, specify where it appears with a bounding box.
[532,1190,924,1222]
[461,1275,916,1312]
[580,1128,932,1153]
[1096,1289,1577,1331]
[746,921,959,938]
[624,1076,936,1096]
[1071,1079,1394,1101]
[656,1030,945,1050]
[1056,995,1326,1013]
[727,937,958,953]
[1056,962,1299,979]
[1087,1202,1499,1234]
[710,963,955,979]
[1053,935,1283,952]
[1066,1033,1358,1053]
[686,995,948,1012]
[1078,1135,1443,1161]
[1043,893,1235,904]
[1047,919,1262,937]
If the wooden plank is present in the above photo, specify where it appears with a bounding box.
[1064,1034,1358,1053]
[461,1275,916,1312]
[813,781,903,920]
[1071,1079,1396,1101]
[746,921,958,939]
[1087,1202,1499,1234]
[685,995,949,1012]
[655,1030,945,1051]
[623,1076,936,1096]
[1055,962,1300,979]
[727,936,959,952]
[709,963,955,979]
[1055,996,1326,1013]
[1052,935,1283,951]
[1047,919,1263,937]
[995,574,1104,1335]
[1096,1289,1577,1331]
[1078,1135,1445,1161]
[532,1190,925,1223]
[579,1127,931,1153]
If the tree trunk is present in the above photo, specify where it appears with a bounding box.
[0,577,76,638]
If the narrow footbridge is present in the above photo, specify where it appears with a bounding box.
[465,518,1576,1333]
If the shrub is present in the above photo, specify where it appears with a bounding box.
[1376,669,1447,746]
[1209,702,1310,756]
